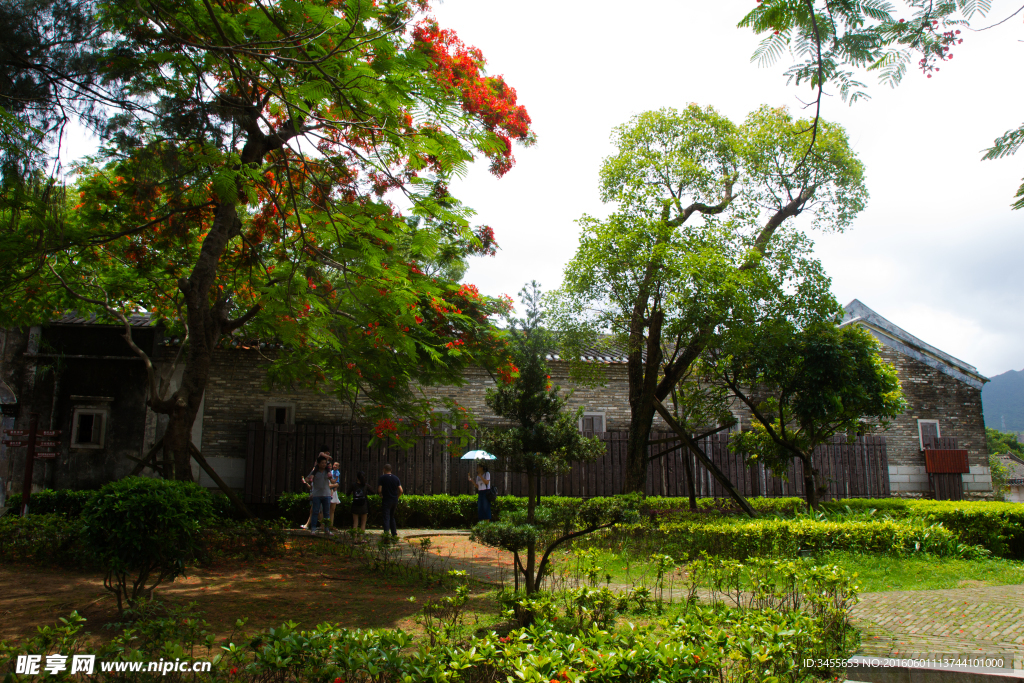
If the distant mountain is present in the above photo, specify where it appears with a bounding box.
[982,369,1024,432]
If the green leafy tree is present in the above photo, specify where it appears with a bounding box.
[985,427,1024,457]
[720,322,906,511]
[471,283,610,595]
[0,0,532,482]
[739,1,1024,209]
[81,477,213,614]
[552,104,865,494]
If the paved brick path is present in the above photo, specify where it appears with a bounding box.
[852,585,1024,669]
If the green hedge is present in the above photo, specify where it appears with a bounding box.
[903,500,1024,558]
[640,517,966,560]
[22,488,1024,558]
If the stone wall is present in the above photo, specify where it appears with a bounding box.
[199,349,646,461]
[876,346,991,497]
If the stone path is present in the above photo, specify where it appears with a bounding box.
[853,585,1024,669]
[290,530,1024,669]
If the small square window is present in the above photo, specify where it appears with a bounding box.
[579,412,606,434]
[71,409,107,449]
[918,419,940,451]
[264,403,295,425]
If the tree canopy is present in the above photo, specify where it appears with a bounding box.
[738,0,1024,209]
[0,0,533,482]
[720,321,906,510]
[551,104,866,493]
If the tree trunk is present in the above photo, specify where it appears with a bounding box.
[624,405,655,493]
[801,454,819,511]
[525,467,537,593]
[682,449,697,511]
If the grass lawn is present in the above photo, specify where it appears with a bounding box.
[0,537,502,645]
[820,551,1024,592]
[543,544,1024,594]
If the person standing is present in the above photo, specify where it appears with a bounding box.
[377,464,403,537]
[305,455,333,533]
[329,458,341,529]
[349,470,371,531]
[469,464,492,521]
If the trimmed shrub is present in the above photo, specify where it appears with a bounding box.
[904,500,1024,558]
[0,514,86,565]
[81,477,213,613]
[641,517,965,559]
[25,489,97,517]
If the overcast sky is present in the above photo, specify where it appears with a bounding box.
[429,0,1024,379]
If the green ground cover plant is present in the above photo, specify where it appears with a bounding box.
[1,556,859,683]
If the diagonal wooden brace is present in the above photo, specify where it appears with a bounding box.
[653,398,757,518]
[188,441,255,520]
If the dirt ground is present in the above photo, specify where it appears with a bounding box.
[0,537,498,645]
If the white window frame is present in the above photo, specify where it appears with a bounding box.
[917,419,941,451]
[579,412,607,434]
[264,402,295,426]
[70,408,108,449]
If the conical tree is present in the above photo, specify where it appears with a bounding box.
[472,282,615,595]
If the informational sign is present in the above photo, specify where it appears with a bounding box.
[34,453,56,459]
[39,430,61,437]
[35,441,59,447]
[2,440,28,447]
[3,429,28,437]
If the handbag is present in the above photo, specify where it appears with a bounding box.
[486,485,497,504]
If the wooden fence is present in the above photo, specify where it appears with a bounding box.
[244,423,889,505]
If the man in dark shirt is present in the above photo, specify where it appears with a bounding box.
[377,464,403,537]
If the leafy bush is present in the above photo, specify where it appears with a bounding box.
[278,491,531,528]
[2,575,858,683]
[636,516,965,559]
[23,488,97,517]
[904,500,1024,558]
[0,514,86,566]
[81,477,213,613]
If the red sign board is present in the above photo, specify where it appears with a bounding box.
[2,440,27,447]
[34,453,56,459]
[3,430,28,437]
[39,430,61,437]
[35,441,59,447]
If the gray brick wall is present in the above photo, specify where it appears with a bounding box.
[199,350,642,460]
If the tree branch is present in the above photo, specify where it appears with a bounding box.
[47,262,161,405]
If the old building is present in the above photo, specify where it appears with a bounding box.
[840,300,991,498]
[0,299,993,502]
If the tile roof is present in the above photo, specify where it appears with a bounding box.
[52,311,155,328]
[996,453,1024,486]
[840,299,987,390]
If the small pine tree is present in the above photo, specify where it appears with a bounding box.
[472,282,615,595]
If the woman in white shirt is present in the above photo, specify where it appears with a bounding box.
[469,464,492,521]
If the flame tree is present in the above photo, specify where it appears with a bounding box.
[0,0,532,484]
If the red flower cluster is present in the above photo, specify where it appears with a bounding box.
[496,362,519,385]
[470,225,497,256]
[374,418,398,439]
[412,20,533,177]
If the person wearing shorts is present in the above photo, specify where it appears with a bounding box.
[329,458,341,529]
[349,470,371,531]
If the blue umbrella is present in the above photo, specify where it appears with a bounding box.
[460,450,497,460]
